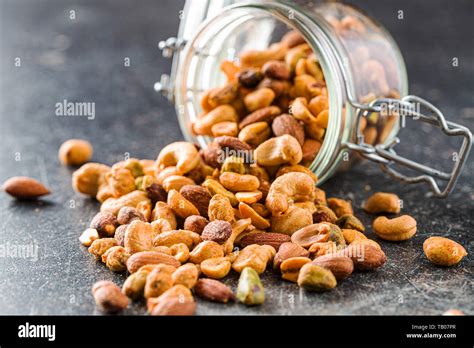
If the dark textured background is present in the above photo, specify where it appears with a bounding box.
[0,0,472,315]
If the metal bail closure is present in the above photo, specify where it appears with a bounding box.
[345,95,472,197]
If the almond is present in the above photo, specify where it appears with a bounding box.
[194,278,235,303]
[201,220,233,244]
[271,114,305,146]
[338,243,386,270]
[2,176,50,199]
[126,251,180,273]
[311,254,354,280]
[238,106,281,129]
[180,185,211,216]
[237,232,290,250]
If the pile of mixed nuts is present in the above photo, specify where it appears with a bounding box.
[1,27,468,316]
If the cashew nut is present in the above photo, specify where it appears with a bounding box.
[372,215,417,241]
[255,135,303,167]
[265,172,315,215]
[156,142,200,174]
[193,105,239,136]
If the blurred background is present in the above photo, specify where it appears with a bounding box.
[0,0,472,315]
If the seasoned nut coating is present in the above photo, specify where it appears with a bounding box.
[88,238,118,259]
[208,194,235,223]
[102,246,130,272]
[423,237,467,266]
[72,163,110,197]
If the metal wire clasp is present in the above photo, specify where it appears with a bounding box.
[345,95,472,197]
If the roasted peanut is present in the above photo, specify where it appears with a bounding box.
[200,257,232,279]
[189,241,224,264]
[162,175,195,193]
[151,202,177,229]
[194,105,239,136]
[291,222,338,248]
[243,87,275,112]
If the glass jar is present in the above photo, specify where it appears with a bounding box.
[155,0,472,197]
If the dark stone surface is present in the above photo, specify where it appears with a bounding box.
[0,0,472,315]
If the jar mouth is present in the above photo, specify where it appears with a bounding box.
[175,1,347,184]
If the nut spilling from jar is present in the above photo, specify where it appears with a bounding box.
[63,27,466,316]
